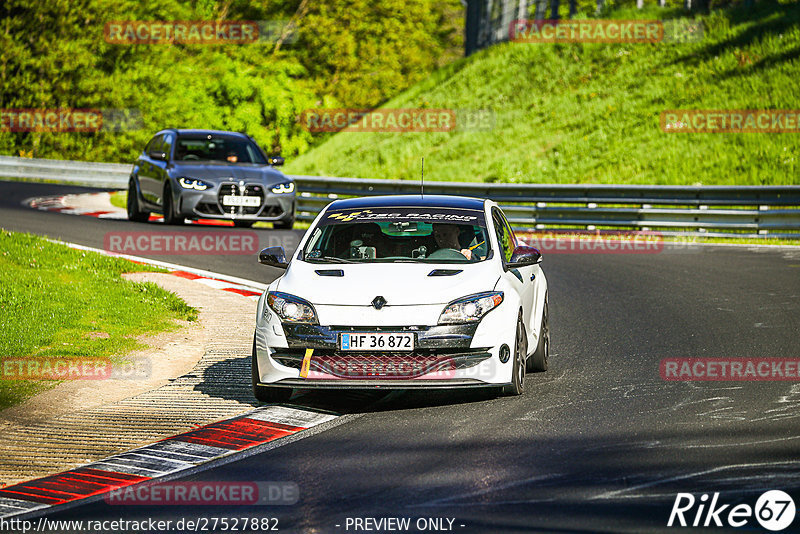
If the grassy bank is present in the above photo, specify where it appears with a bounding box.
[0,230,197,410]
[286,1,800,185]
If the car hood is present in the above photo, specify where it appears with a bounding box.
[276,260,500,306]
[170,163,288,185]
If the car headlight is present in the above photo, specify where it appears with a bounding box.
[178,177,211,191]
[267,291,317,323]
[271,182,295,194]
[438,291,504,325]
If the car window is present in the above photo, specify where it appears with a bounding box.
[303,206,490,263]
[492,208,515,263]
[145,134,163,154]
[174,135,267,164]
[161,133,174,159]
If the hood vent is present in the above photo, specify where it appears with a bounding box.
[428,269,463,277]
[315,269,344,277]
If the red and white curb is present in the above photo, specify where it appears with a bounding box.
[27,193,243,226]
[58,241,267,300]
[0,406,338,518]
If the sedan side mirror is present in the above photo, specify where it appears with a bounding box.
[507,245,542,268]
[149,150,167,161]
[267,156,284,167]
[259,246,288,269]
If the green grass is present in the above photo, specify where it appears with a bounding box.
[0,230,197,410]
[286,1,800,185]
[109,190,127,210]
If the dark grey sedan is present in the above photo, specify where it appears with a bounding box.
[127,129,295,228]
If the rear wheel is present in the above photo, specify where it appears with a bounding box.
[501,314,527,396]
[162,183,183,225]
[251,336,293,403]
[126,179,149,222]
[527,296,549,372]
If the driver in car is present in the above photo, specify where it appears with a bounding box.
[432,223,473,260]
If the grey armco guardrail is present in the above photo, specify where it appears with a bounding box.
[2,155,799,238]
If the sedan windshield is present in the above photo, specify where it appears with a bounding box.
[303,206,491,263]
[174,135,267,164]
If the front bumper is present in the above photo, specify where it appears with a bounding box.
[176,183,295,222]
[254,319,514,388]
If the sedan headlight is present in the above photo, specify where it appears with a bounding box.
[438,291,504,325]
[267,291,317,323]
[271,182,295,194]
[178,177,211,191]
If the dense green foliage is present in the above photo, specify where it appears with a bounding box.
[288,1,800,185]
[0,229,197,409]
[0,0,462,162]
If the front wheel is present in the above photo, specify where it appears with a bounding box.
[527,296,549,372]
[251,336,293,403]
[272,216,294,230]
[501,314,527,396]
[162,183,183,225]
[126,179,149,222]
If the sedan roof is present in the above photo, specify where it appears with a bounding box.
[328,195,487,211]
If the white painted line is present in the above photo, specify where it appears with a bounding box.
[247,405,338,427]
[49,239,267,292]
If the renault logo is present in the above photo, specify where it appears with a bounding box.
[372,296,386,310]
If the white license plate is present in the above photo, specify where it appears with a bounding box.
[222,195,261,207]
[340,332,414,351]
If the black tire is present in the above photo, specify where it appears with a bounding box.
[234,220,255,228]
[501,314,527,396]
[162,183,183,225]
[273,216,294,230]
[126,179,149,222]
[527,296,549,372]
[251,336,293,403]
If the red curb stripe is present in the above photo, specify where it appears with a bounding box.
[170,270,203,280]
[0,468,150,505]
[80,210,114,217]
[173,417,305,451]
[221,287,262,297]
[195,219,235,226]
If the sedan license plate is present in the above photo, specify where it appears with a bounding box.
[340,332,414,351]
[222,195,261,207]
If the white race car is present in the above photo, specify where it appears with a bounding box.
[252,195,549,401]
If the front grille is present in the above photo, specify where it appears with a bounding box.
[271,349,491,379]
[218,183,264,216]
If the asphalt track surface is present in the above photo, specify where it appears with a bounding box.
[2,180,800,533]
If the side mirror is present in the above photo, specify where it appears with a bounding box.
[149,150,167,161]
[268,156,284,167]
[259,246,288,269]
[507,245,542,268]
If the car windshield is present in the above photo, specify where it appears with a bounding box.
[174,135,267,164]
[302,206,491,263]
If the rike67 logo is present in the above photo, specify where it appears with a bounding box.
[668,490,796,531]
